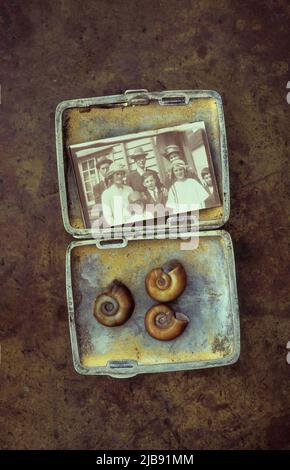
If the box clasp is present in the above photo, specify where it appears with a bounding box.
[107,360,138,377]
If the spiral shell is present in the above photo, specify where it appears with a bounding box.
[93,280,135,327]
[144,304,189,341]
[145,260,187,302]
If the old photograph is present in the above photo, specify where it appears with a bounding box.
[69,122,221,228]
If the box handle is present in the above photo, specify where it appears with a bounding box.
[107,360,139,377]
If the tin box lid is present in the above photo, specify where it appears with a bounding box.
[55,89,230,241]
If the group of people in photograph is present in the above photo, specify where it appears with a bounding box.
[92,145,217,227]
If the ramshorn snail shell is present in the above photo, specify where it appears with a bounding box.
[94,280,135,327]
[144,304,189,341]
[145,260,187,302]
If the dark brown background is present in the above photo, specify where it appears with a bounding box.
[1,0,290,450]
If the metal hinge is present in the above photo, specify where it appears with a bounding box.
[124,89,150,105]
[95,237,128,249]
[115,89,190,107]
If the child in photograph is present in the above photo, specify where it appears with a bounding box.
[166,159,209,212]
[201,167,218,208]
[142,170,167,206]
[201,167,213,194]
[126,191,154,224]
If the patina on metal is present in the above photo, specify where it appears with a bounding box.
[66,231,240,377]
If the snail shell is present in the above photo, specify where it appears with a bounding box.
[145,304,189,341]
[145,260,187,302]
[94,280,135,327]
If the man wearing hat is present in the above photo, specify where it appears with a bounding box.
[126,191,154,224]
[93,155,112,205]
[163,144,184,164]
[126,146,158,192]
[101,161,133,227]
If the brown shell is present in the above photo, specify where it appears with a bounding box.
[93,280,135,327]
[144,304,189,341]
[145,260,187,302]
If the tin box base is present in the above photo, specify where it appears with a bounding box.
[67,230,239,378]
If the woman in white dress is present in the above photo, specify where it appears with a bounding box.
[166,159,209,214]
[101,161,133,227]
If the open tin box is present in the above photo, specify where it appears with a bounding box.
[55,89,240,378]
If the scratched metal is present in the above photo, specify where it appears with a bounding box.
[66,231,240,378]
[55,90,229,239]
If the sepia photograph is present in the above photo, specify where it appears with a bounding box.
[69,122,221,228]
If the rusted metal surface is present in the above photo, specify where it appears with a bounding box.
[1,0,290,450]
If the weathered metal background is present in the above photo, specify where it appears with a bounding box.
[1,0,290,450]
